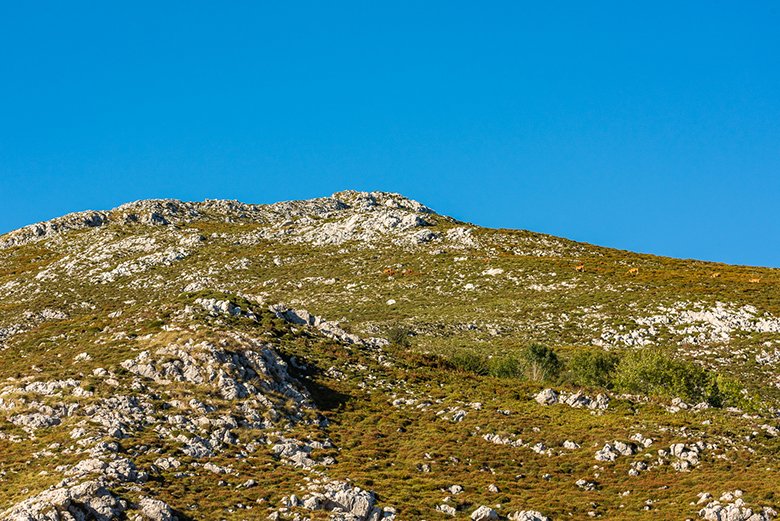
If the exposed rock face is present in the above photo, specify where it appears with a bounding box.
[269,304,389,349]
[0,191,446,250]
[120,334,311,409]
[534,388,558,405]
[596,301,780,348]
[437,504,457,516]
[594,440,638,462]
[0,211,108,249]
[535,388,609,409]
[508,512,550,521]
[135,497,177,521]
[1,480,128,521]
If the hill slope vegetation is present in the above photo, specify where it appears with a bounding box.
[0,191,778,520]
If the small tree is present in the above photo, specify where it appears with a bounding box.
[523,343,561,382]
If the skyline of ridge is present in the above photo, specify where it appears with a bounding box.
[1,189,778,270]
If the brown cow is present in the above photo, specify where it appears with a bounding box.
[627,267,639,275]
[574,264,585,272]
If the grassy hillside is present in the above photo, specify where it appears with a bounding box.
[0,192,777,520]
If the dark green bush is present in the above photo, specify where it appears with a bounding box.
[567,349,620,388]
[450,352,489,375]
[488,354,524,378]
[400,352,453,371]
[523,343,561,381]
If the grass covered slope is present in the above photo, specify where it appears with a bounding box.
[0,191,778,520]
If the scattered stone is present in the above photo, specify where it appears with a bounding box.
[508,511,550,521]
[471,505,499,521]
[437,504,457,516]
[576,479,598,491]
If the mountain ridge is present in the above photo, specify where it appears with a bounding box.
[4,191,777,271]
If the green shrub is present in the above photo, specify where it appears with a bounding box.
[613,349,716,404]
[523,343,561,381]
[386,325,413,348]
[714,374,764,412]
[488,354,524,379]
[450,352,489,375]
[399,352,453,371]
[567,349,620,388]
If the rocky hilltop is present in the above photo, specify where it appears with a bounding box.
[0,191,778,520]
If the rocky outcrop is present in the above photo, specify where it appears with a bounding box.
[0,479,179,521]
[535,388,609,410]
[0,211,108,249]
[596,301,780,348]
[269,304,389,349]
[288,478,396,520]
[698,490,777,520]
[471,505,499,520]
[594,440,638,462]
[1,480,127,521]
[0,191,450,250]
[120,334,311,411]
[508,512,550,521]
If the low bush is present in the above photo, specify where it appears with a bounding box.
[567,349,620,388]
[386,325,413,348]
[488,354,524,378]
[612,349,717,404]
[449,345,561,381]
[523,343,561,382]
[450,352,489,375]
[714,374,764,412]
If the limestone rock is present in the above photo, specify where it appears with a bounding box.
[471,506,499,521]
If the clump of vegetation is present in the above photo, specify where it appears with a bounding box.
[523,343,561,382]
[567,349,620,388]
[450,351,489,375]
[487,354,524,378]
[714,374,764,412]
[449,345,561,382]
[386,324,413,348]
[612,349,717,404]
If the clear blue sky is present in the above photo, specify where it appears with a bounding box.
[1,2,779,267]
